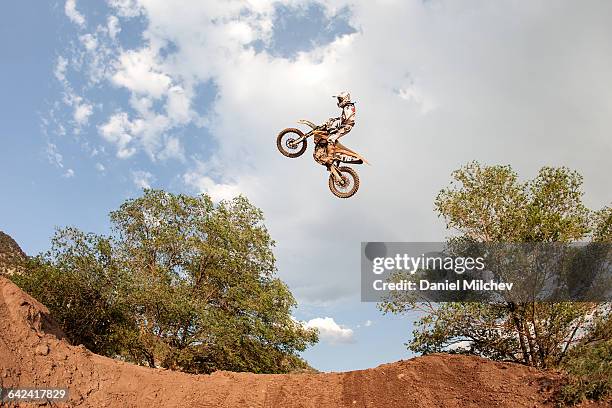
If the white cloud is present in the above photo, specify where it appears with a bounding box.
[305,317,354,345]
[95,162,106,172]
[356,319,373,328]
[46,142,64,168]
[46,143,75,179]
[165,86,192,125]
[54,56,68,82]
[54,73,94,132]
[183,171,240,202]
[74,102,93,126]
[111,48,171,98]
[107,15,121,39]
[64,0,85,27]
[396,85,436,115]
[94,45,199,159]
[131,170,154,189]
[448,340,472,351]
[79,33,98,51]
[108,0,143,18]
[158,137,185,161]
[98,112,136,158]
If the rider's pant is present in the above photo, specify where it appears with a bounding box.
[327,124,353,160]
[332,124,353,142]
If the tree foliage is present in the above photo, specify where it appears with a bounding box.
[381,162,610,373]
[15,229,134,356]
[14,190,317,374]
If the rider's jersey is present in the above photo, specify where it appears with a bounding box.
[328,103,356,131]
[341,103,356,126]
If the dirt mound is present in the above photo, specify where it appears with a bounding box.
[0,231,27,276]
[0,277,602,408]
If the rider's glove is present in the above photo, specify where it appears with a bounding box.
[327,118,339,128]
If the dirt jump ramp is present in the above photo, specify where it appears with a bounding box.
[0,276,573,407]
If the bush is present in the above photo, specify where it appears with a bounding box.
[557,340,612,405]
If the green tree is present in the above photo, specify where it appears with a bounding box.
[381,162,610,370]
[14,190,318,374]
[593,205,612,242]
[13,228,136,357]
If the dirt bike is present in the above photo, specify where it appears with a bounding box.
[276,120,369,198]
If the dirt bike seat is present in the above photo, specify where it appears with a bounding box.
[334,141,357,155]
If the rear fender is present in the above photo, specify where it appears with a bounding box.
[335,149,370,165]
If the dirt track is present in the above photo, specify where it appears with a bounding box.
[0,277,603,407]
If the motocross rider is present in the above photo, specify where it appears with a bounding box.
[326,91,356,160]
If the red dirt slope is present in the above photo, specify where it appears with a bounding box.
[0,277,599,407]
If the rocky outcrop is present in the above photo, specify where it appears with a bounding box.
[0,231,26,276]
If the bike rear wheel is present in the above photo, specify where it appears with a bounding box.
[328,166,360,198]
[277,128,307,158]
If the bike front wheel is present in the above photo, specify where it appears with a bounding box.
[277,128,307,158]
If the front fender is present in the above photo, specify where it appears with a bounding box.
[297,119,317,130]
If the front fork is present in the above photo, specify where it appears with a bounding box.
[288,134,308,148]
[328,163,342,183]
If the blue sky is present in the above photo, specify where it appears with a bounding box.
[1,0,611,372]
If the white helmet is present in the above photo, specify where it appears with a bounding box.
[332,91,351,108]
